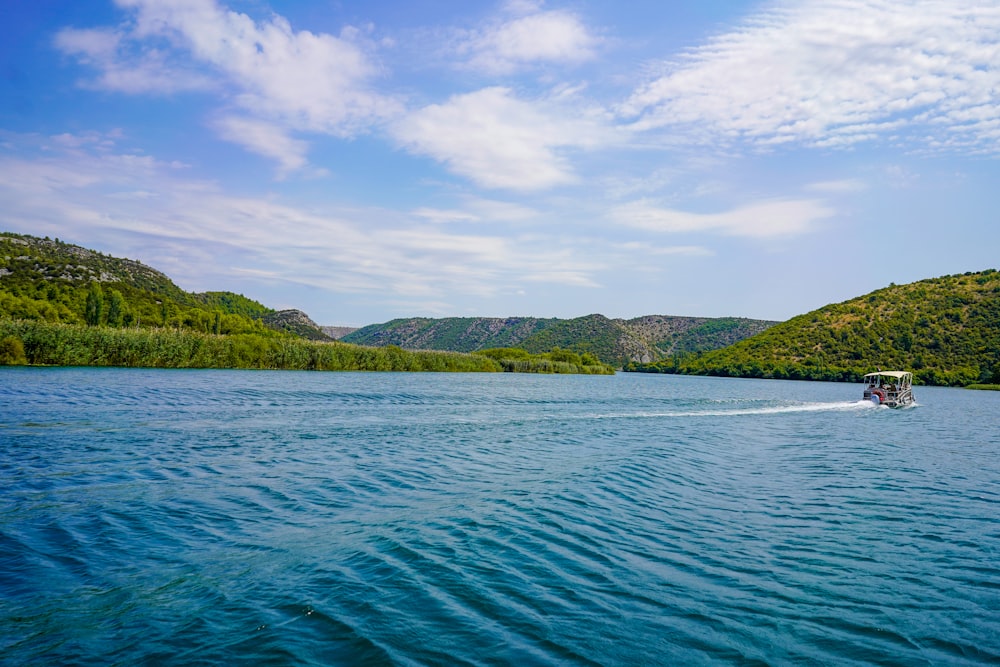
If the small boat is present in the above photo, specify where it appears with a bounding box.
[863,370,915,407]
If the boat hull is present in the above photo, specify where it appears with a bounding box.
[864,388,915,408]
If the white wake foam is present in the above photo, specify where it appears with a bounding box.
[604,400,878,419]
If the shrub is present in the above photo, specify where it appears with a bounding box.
[0,336,27,365]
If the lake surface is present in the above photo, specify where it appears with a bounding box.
[1,368,998,665]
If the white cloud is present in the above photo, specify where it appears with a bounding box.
[55,0,401,172]
[454,4,600,74]
[612,199,835,238]
[213,116,308,177]
[393,86,609,190]
[54,26,213,93]
[117,0,400,134]
[622,0,1000,153]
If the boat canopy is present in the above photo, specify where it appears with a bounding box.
[863,371,912,380]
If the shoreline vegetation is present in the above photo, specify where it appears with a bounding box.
[2,234,998,384]
[0,320,614,374]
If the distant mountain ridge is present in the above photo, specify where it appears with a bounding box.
[343,314,778,366]
[1,233,776,363]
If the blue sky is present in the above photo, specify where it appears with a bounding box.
[1,0,998,326]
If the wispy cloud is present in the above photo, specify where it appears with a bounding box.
[804,179,868,194]
[612,199,836,238]
[54,26,214,93]
[212,115,309,177]
[621,0,1000,154]
[411,197,538,225]
[0,135,603,307]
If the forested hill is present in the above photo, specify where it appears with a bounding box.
[344,314,778,367]
[0,232,331,340]
[629,270,1000,387]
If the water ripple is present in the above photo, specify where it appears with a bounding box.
[1,369,998,665]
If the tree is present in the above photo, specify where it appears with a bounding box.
[106,289,126,328]
[0,336,27,365]
[84,283,104,326]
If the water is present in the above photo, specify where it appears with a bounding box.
[1,368,998,666]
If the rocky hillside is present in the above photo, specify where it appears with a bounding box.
[343,313,778,366]
[263,309,333,341]
[0,232,327,340]
[321,326,358,339]
[632,270,1000,386]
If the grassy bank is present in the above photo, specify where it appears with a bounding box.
[0,320,614,374]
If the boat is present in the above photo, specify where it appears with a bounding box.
[863,370,915,407]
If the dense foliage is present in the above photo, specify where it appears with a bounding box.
[0,320,500,372]
[0,321,615,374]
[662,317,778,356]
[475,347,614,374]
[0,233,276,336]
[517,315,626,362]
[627,271,1000,387]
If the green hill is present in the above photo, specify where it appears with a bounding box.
[629,270,1000,386]
[344,314,778,366]
[0,232,329,340]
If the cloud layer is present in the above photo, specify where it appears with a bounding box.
[621,0,1000,153]
[612,199,835,238]
[54,0,1000,186]
[22,0,1000,321]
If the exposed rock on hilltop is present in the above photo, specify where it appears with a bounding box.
[321,326,358,340]
[263,309,332,341]
[1,234,187,300]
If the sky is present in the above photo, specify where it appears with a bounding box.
[1,0,998,326]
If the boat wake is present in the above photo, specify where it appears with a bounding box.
[609,400,878,419]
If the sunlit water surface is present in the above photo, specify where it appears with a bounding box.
[1,368,998,665]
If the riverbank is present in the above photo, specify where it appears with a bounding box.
[0,319,614,374]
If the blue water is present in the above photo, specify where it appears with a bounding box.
[1,368,998,666]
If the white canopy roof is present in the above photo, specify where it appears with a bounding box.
[863,370,912,379]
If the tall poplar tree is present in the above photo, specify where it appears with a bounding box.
[106,289,126,327]
[84,283,104,326]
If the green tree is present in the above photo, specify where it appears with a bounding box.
[0,336,27,365]
[84,283,104,326]
[106,289,126,328]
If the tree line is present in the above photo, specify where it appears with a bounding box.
[0,321,614,374]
